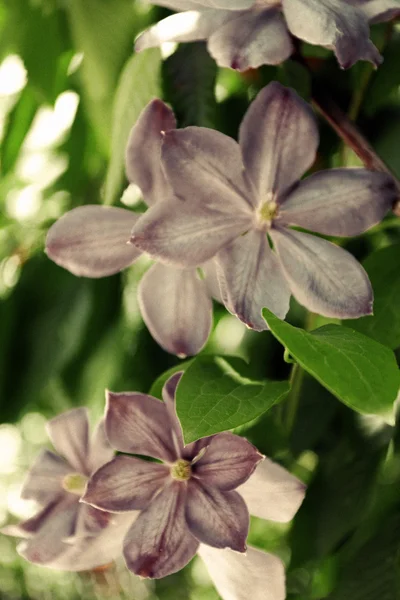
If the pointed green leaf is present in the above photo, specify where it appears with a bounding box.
[263,309,399,424]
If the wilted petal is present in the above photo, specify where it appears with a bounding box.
[105,391,178,462]
[282,0,381,68]
[237,458,306,522]
[139,263,213,357]
[359,0,400,22]
[186,480,249,551]
[239,82,318,201]
[280,169,396,236]
[131,197,252,267]
[126,99,176,206]
[46,408,90,474]
[216,229,291,330]
[83,455,170,512]
[88,420,114,474]
[46,205,141,277]
[208,8,293,70]
[123,482,199,578]
[21,450,71,504]
[271,227,373,318]
[198,544,286,600]
[193,432,262,490]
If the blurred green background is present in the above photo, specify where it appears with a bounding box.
[1,0,400,598]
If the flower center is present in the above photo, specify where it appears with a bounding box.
[62,472,88,496]
[256,200,278,228]
[170,459,192,482]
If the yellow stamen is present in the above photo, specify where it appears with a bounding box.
[170,459,191,482]
[62,472,88,496]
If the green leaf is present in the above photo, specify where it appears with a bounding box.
[345,244,400,349]
[176,355,290,443]
[263,309,399,424]
[104,49,162,205]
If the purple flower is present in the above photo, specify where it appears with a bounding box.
[45,100,214,358]
[130,82,396,330]
[82,372,305,598]
[135,0,400,70]
[2,408,133,571]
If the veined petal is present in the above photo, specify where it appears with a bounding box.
[186,480,249,551]
[280,168,396,236]
[20,450,71,504]
[131,197,252,267]
[73,504,112,538]
[208,8,293,70]
[162,372,185,453]
[282,0,381,68]
[138,263,213,357]
[271,227,373,318]
[46,408,90,474]
[239,82,318,201]
[237,458,306,522]
[46,205,141,278]
[83,455,170,512]
[193,432,262,490]
[123,482,199,578]
[105,391,178,462]
[198,544,286,600]
[126,99,176,206]
[216,229,291,331]
[88,420,115,474]
[360,0,400,23]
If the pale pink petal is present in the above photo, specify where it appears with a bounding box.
[358,0,400,22]
[186,480,249,551]
[83,455,170,512]
[208,8,293,70]
[282,0,381,68]
[216,229,291,330]
[162,371,185,453]
[46,206,141,277]
[88,420,115,474]
[198,544,286,600]
[193,432,263,490]
[3,498,64,539]
[73,504,112,538]
[123,482,199,578]
[139,263,213,357]
[239,82,318,201]
[20,450,70,504]
[46,408,90,474]
[201,260,223,302]
[125,99,176,206]
[280,169,396,236]
[271,227,373,318]
[105,391,178,462]
[237,458,306,522]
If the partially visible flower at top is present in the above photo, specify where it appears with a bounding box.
[45,100,215,358]
[130,82,397,331]
[82,372,305,599]
[2,408,133,571]
[135,0,400,70]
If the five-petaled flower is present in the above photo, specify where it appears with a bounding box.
[2,408,133,570]
[135,0,400,70]
[130,82,397,330]
[45,100,216,358]
[82,372,305,598]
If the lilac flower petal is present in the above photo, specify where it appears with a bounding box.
[18,497,78,565]
[216,229,291,330]
[123,482,199,578]
[198,544,286,600]
[271,227,373,319]
[193,432,263,490]
[186,480,249,551]
[3,498,63,539]
[20,450,71,504]
[46,408,90,474]
[282,0,382,68]
[237,458,306,522]
[131,197,253,267]
[46,205,141,278]
[361,0,400,23]
[280,169,396,236]
[201,260,223,303]
[105,391,178,462]
[88,419,115,474]
[239,82,318,201]
[83,455,170,512]
[198,0,254,7]
[126,99,176,206]
[208,8,293,70]
[74,504,112,538]
[139,263,213,357]
[162,371,185,452]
